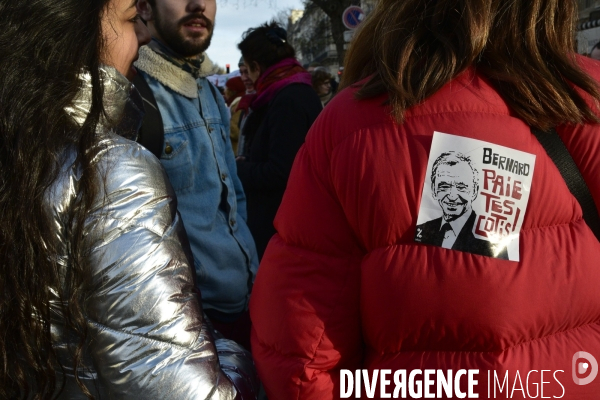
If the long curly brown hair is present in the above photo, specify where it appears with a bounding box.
[0,0,110,398]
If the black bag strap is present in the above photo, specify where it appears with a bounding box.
[132,73,164,159]
[531,127,600,240]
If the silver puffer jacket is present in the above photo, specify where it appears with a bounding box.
[45,66,257,399]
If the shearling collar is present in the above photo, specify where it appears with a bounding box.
[134,45,219,99]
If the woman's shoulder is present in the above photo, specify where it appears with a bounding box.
[93,134,173,199]
[45,135,173,234]
[307,81,392,137]
[94,134,160,167]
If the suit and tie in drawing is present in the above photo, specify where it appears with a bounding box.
[415,151,508,259]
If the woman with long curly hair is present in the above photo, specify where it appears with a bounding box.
[250,0,600,398]
[0,0,257,398]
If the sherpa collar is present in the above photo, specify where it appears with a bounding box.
[134,45,218,99]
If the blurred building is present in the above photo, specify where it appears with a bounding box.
[578,0,600,54]
[287,3,337,76]
[287,1,377,77]
[361,0,377,14]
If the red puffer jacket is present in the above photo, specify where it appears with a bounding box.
[250,56,600,399]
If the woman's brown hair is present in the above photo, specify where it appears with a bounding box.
[341,0,600,130]
[1,0,108,397]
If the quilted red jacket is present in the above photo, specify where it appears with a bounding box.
[250,56,600,399]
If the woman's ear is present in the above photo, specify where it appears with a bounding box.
[137,0,153,22]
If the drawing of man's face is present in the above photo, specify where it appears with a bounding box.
[432,161,477,221]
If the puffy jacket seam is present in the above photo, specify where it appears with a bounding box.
[296,329,328,400]
[376,321,600,356]
[502,321,600,353]
[328,110,514,155]
[518,218,585,234]
[299,259,361,399]
[279,232,365,261]
[86,319,201,353]
[404,109,511,121]
[365,219,585,253]
[99,215,169,239]
[249,333,317,400]
[90,138,146,164]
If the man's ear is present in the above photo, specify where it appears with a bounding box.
[137,0,153,22]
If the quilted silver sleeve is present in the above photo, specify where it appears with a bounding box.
[81,139,256,399]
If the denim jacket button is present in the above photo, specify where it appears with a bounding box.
[208,126,214,133]
[165,144,173,154]
[230,219,236,227]
[221,173,227,181]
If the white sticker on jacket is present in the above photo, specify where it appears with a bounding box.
[414,131,536,261]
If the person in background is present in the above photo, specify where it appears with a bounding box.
[224,76,246,107]
[236,21,322,259]
[239,57,257,95]
[311,67,333,107]
[0,0,257,398]
[135,0,259,351]
[250,0,600,398]
[308,62,339,96]
[236,57,257,156]
[225,76,247,154]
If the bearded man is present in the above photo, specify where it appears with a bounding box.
[135,0,259,350]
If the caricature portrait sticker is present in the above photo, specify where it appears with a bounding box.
[414,132,536,261]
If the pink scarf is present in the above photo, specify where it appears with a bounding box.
[248,58,312,110]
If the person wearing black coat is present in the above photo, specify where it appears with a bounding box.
[236,22,322,259]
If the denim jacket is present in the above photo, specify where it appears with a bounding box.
[135,46,258,315]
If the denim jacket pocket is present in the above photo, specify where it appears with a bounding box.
[161,131,193,193]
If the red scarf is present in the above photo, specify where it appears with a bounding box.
[240,58,312,111]
[237,93,254,114]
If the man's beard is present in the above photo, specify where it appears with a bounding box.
[154,12,214,57]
